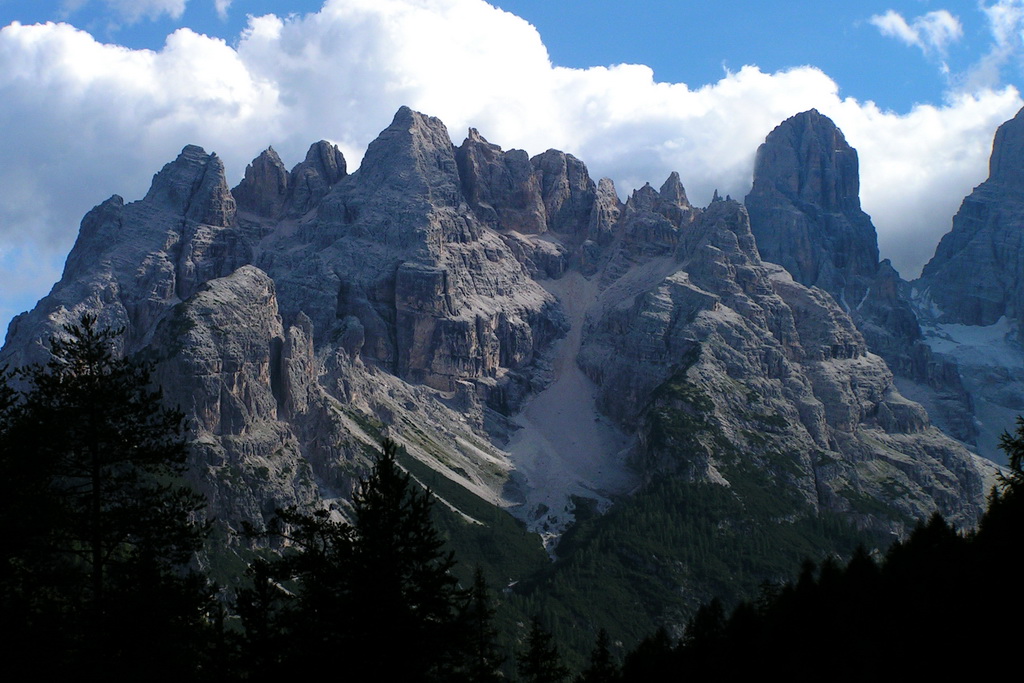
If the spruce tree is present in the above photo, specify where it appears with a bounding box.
[347,438,465,680]
[245,439,467,681]
[577,628,619,683]
[518,616,570,683]
[0,315,212,676]
[461,566,505,682]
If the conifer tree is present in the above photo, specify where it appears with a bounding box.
[348,438,465,680]
[0,315,212,676]
[461,566,505,682]
[577,628,619,683]
[998,415,1024,492]
[518,616,570,683]
[245,439,466,681]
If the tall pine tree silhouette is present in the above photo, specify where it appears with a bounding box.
[347,438,465,680]
[246,439,467,681]
[461,566,505,682]
[518,616,570,683]
[0,315,211,677]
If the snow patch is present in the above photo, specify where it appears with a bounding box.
[920,316,1024,464]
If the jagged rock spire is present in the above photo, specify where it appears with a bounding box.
[919,105,1024,325]
[745,109,879,308]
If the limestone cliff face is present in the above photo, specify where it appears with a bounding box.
[0,106,996,547]
[4,145,249,365]
[149,266,323,522]
[580,194,989,530]
[911,106,1024,461]
[260,107,565,406]
[919,107,1024,326]
[745,109,977,447]
[746,109,878,307]
[233,141,347,220]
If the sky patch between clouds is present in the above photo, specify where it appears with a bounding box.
[1,0,1024,335]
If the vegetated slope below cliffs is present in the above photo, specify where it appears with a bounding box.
[0,108,998,639]
[914,105,1024,464]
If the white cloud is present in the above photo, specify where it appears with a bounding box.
[214,0,232,21]
[870,9,963,55]
[871,10,920,46]
[959,1,1024,91]
[0,0,1021,337]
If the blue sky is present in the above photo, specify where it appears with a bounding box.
[2,0,1024,337]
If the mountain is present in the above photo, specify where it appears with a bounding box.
[746,110,979,448]
[912,106,1024,461]
[0,106,999,645]
[745,109,878,308]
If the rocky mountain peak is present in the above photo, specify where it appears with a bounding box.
[455,128,546,234]
[918,105,1024,325]
[989,105,1024,189]
[531,148,597,236]
[745,109,879,308]
[356,106,460,208]
[285,140,347,216]
[659,171,690,208]
[301,140,347,184]
[233,147,289,218]
[144,145,235,227]
[750,109,860,212]
[625,182,659,212]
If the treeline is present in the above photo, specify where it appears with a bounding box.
[613,428,1024,681]
[3,317,1022,680]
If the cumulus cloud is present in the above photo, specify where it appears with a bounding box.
[959,0,1024,91]
[870,9,963,56]
[0,0,1021,335]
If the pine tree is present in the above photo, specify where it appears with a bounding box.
[998,415,1024,492]
[244,439,467,681]
[577,628,619,683]
[461,566,506,682]
[347,438,465,680]
[0,315,212,676]
[518,616,570,683]
[237,506,355,676]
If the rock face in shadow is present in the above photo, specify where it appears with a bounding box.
[745,109,978,447]
[918,107,1024,326]
[746,109,878,308]
[911,105,1024,461]
[233,141,347,219]
[0,106,996,556]
[4,144,250,366]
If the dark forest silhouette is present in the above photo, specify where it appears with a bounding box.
[0,316,214,677]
